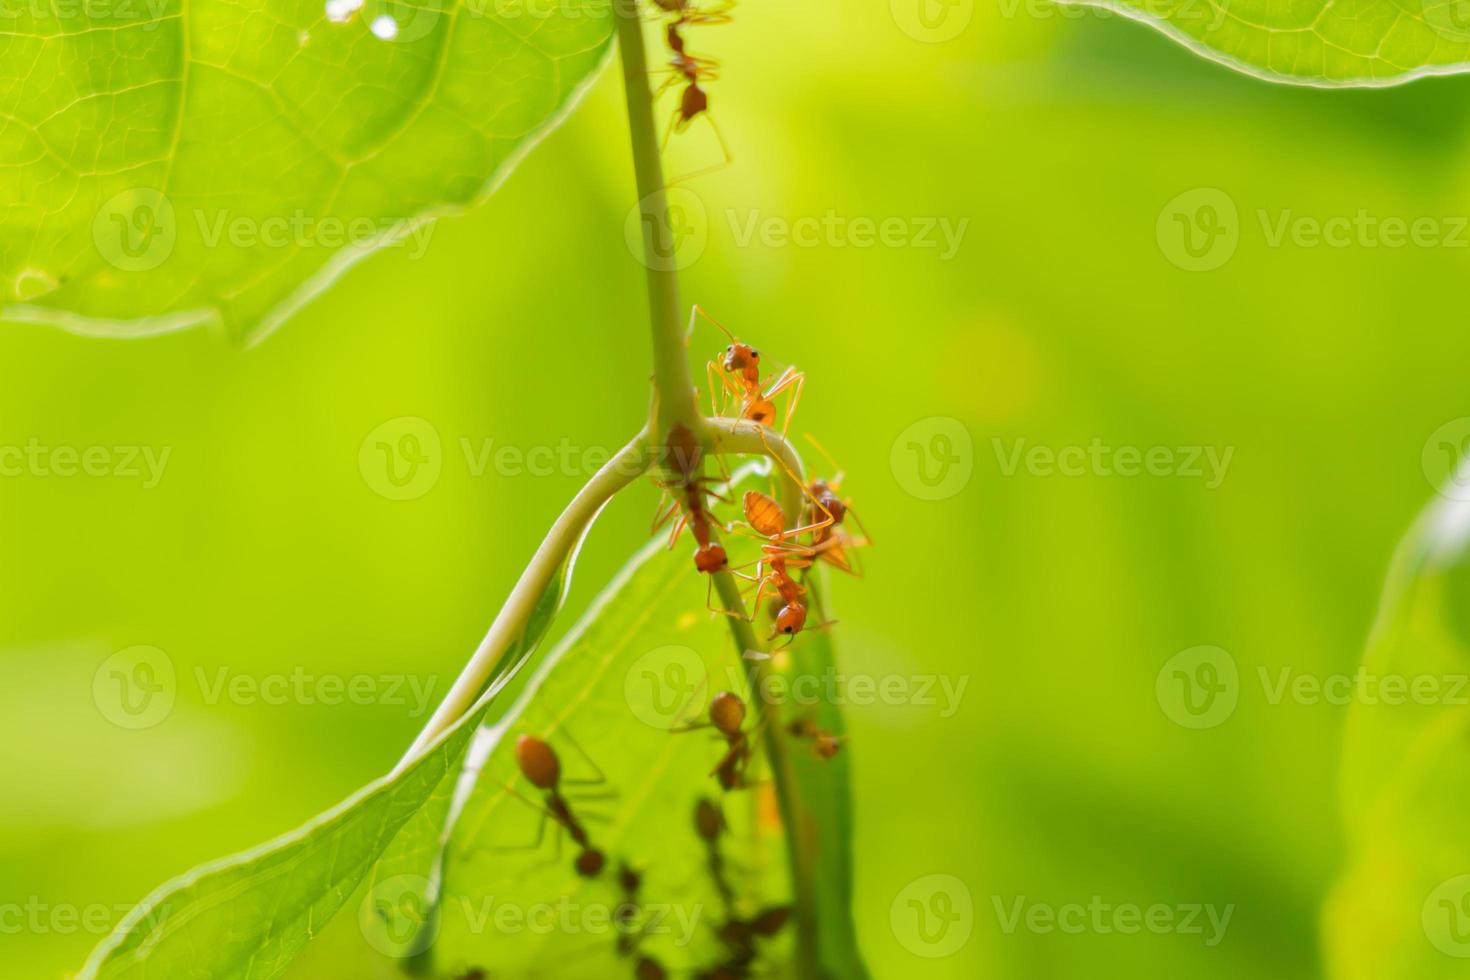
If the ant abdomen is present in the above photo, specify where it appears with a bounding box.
[709,691,746,734]
[515,734,560,789]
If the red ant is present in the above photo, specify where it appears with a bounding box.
[502,734,609,877]
[787,716,843,760]
[687,306,806,437]
[651,423,729,578]
[732,489,836,640]
[677,691,758,790]
[651,2,734,184]
[800,435,872,576]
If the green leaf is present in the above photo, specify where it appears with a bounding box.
[1326,464,1470,977]
[1,0,613,344]
[1060,0,1470,87]
[376,538,867,977]
[78,535,588,979]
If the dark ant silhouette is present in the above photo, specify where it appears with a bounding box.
[694,796,737,909]
[499,733,611,877]
[787,716,842,760]
[676,691,759,790]
[689,796,792,978]
[613,862,669,980]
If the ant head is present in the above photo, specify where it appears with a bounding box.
[818,490,846,523]
[775,603,807,636]
[575,848,606,878]
[515,734,560,790]
[694,542,728,573]
[694,797,723,841]
[709,691,746,735]
[722,342,757,372]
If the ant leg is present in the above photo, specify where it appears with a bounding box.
[667,510,690,549]
[706,360,724,420]
[752,422,837,527]
[491,785,553,850]
[707,740,747,781]
[661,108,682,155]
[689,303,737,342]
[559,729,609,786]
[846,502,874,547]
[650,493,681,536]
[761,368,806,440]
[802,433,847,489]
[707,574,753,620]
[665,112,734,187]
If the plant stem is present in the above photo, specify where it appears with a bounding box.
[706,418,809,521]
[615,2,700,435]
[709,570,822,975]
[615,9,821,973]
[393,432,652,774]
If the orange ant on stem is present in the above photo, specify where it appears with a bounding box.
[687,305,806,437]
[800,435,872,576]
[650,423,729,576]
[728,487,839,641]
[499,733,612,877]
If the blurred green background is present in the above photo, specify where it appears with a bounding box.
[6,1,1470,977]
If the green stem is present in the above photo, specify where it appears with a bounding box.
[392,432,652,774]
[705,418,820,971]
[707,417,808,521]
[615,2,700,435]
[615,8,821,973]
[709,570,821,974]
